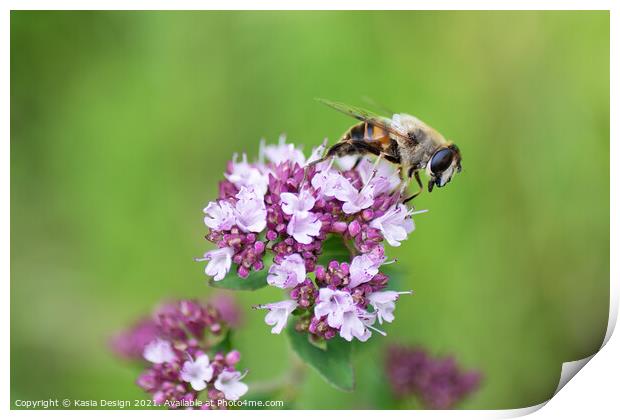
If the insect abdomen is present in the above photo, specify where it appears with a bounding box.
[345,121,388,143]
[325,121,400,163]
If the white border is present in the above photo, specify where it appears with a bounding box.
[3,1,616,419]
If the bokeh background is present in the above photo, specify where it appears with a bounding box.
[11,11,609,409]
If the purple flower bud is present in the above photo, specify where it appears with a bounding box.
[361,209,374,221]
[254,241,265,254]
[121,299,249,409]
[331,221,348,233]
[237,265,249,278]
[366,228,382,241]
[348,220,362,237]
[225,350,241,366]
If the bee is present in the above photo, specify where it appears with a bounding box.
[311,99,462,203]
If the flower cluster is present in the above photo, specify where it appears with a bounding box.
[112,299,248,409]
[199,137,425,342]
[385,345,482,409]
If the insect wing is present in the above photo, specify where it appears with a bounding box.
[316,98,410,141]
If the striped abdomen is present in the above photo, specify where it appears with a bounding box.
[329,120,400,163]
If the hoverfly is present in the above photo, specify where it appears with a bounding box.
[310,98,462,203]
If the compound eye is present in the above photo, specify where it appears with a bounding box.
[430,148,454,174]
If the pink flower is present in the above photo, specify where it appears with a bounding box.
[368,290,412,324]
[349,253,383,288]
[200,138,423,340]
[333,178,374,214]
[180,354,213,391]
[267,253,306,289]
[143,338,177,364]
[197,247,234,281]
[311,170,349,198]
[256,300,298,334]
[339,308,377,342]
[214,370,248,401]
[314,288,355,328]
[234,187,267,233]
[260,136,305,166]
[370,204,415,246]
[203,200,235,231]
[225,153,268,197]
[356,158,401,196]
[286,211,321,244]
[280,189,315,216]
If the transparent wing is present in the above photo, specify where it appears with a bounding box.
[316,98,410,141]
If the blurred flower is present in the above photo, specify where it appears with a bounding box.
[207,293,243,328]
[200,138,426,343]
[385,345,482,409]
[112,299,248,409]
[110,318,158,360]
[214,370,249,401]
[180,354,213,391]
[143,338,177,364]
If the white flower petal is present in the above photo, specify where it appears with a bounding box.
[370,204,415,247]
[143,339,177,364]
[225,153,268,197]
[234,187,267,233]
[267,253,306,289]
[214,370,249,401]
[349,254,380,288]
[180,354,214,391]
[203,247,234,281]
[314,288,354,329]
[203,201,236,231]
[287,212,321,244]
[259,300,297,334]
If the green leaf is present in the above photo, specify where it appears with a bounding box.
[208,268,268,291]
[286,323,354,391]
[211,329,233,354]
[318,235,352,265]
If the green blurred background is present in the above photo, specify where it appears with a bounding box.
[11,11,609,409]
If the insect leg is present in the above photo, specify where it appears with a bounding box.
[362,152,385,188]
[302,155,335,185]
[402,170,423,204]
